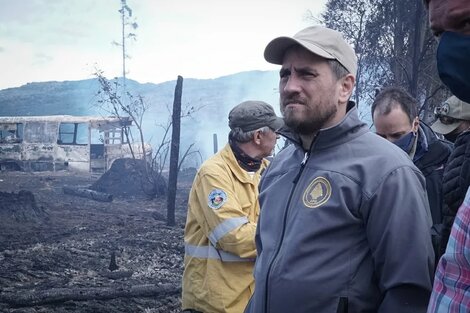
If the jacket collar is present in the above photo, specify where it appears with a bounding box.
[229,138,262,172]
[219,144,267,184]
[414,122,452,170]
[278,101,368,151]
[413,124,430,162]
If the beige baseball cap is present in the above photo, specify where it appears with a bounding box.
[264,26,358,75]
[431,96,470,134]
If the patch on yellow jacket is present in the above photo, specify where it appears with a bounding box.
[208,189,227,209]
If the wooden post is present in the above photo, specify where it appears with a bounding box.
[213,133,218,154]
[166,76,183,226]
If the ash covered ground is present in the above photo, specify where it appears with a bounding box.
[0,166,195,313]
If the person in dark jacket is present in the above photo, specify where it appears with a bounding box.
[431,96,470,143]
[424,0,470,311]
[372,86,453,261]
[244,25,434,313]
[429,96,470,255]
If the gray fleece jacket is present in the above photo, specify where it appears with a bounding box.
[245,103,434,313]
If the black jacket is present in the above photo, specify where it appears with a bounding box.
[414,123,453,227]
[440,130,470,255]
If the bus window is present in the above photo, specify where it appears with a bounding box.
[76,123,88,145]
[0,123,23,143]
[58,123,75,144]
[58,123,88,145]
[25,121,57,143]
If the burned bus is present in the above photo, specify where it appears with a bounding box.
[0,115,151,172]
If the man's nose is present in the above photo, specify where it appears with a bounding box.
[282,75,301,93]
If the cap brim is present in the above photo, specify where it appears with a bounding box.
[269,117,284,132]
[264,37,334,65]
[431,119,461,135]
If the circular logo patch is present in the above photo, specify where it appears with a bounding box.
[208,189,227,210]
[302,177,331,208]
[434,102,450,116]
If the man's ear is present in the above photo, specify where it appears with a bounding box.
[253,129,263,145]
[338,74,355,103]
[412,116,420,133]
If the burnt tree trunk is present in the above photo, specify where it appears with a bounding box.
[409,0,425,98]
[0,283,180,307]
[63,186,113,202]
[166,75,183,226]
[391,0,406,86]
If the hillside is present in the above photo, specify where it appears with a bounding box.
[0,71,374,164]
[0,71,280,163]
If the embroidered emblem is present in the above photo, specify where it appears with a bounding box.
[303,177,332,208]
[434,102,450,116]
[208,189,227,210]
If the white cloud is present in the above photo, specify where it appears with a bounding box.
[33,52,54,65]
[0,0,327,89]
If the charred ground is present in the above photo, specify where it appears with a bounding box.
[0,168,193,313]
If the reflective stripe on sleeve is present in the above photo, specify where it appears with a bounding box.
[208,216,249,246]
[185,243,255,262]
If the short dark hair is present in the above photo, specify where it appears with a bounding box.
[327,59,349,80]
[371,86,418,124]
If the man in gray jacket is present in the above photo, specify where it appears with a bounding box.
[244,26,435,313]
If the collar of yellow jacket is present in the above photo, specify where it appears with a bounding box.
[220,144,269,184]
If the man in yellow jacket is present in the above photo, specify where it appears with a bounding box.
[182,100,283,313]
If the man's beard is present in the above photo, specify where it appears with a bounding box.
[282,101,337,135]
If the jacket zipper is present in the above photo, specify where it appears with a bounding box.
[263,150,310,313]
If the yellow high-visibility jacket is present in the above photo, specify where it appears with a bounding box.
[182,144,269,313]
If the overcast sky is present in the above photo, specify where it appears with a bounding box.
[0,0,327,90]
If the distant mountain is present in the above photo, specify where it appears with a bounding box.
[0,71,280,164]
[0,71,375,166]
